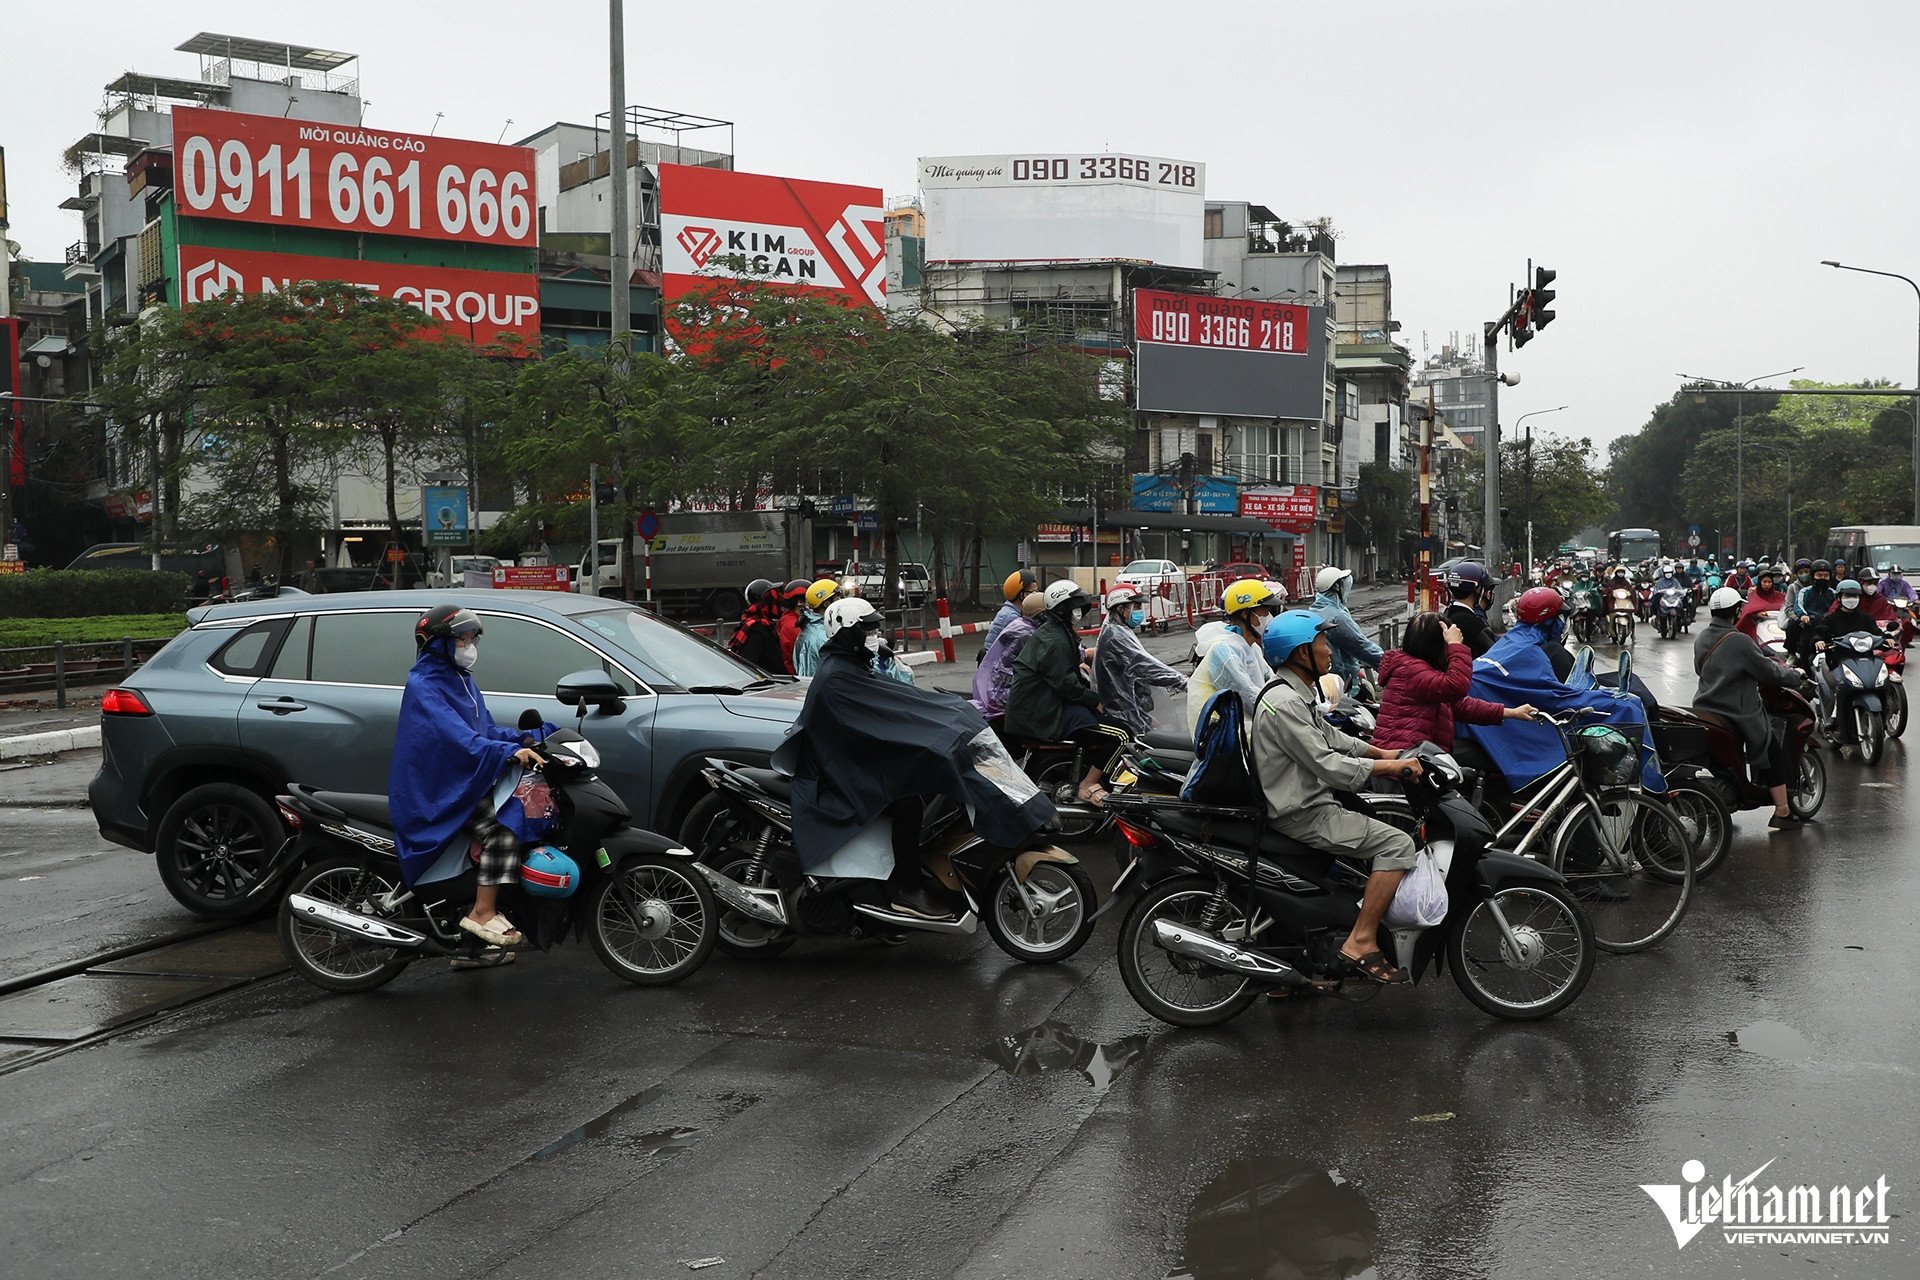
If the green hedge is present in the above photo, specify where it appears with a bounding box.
[0,614,189,654]
[0,569,192,618]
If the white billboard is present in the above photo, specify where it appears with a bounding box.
[919,153,1205,268]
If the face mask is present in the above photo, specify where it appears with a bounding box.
[1130,609,1145,628]
[1865,584,1879,596]
[1841,598,1859,610]
[864,633,885,654]
[453,643,478,670]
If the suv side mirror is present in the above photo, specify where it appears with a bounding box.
[555,669,624,711]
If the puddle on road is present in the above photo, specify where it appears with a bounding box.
[1728,1020,1815,1061]
[982,1021,1146,1093]
[1167,1154,1377,1279]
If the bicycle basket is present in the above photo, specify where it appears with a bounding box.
[1575,724,1638,786]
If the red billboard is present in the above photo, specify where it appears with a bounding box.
[1135,288,1310,354]
[177,245,540,345]
[171,106,536,248]
[659,164,885,311]
[1240,485,1319,534]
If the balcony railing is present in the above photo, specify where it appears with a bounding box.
[65,240,95,266]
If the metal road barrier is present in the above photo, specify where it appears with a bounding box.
[0,638,170,708]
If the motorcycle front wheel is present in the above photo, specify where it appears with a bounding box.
[588,856,718,986]
[277,856,411,994]
[984,860,1097,964]
[1886,684,1908,739]
[1857,706,1886,766]
[1448,883,1594,1020]
[1117,876,1262,1027]
[1789,748,1826,819]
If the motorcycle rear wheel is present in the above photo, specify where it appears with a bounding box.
[984,860,1097,964]
[588,856,718,986]
[1117,876,1261,1027]
[1447,883,1594,1020]
[682,792,796,959]
[277,856,411,993]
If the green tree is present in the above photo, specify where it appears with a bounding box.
[1605,383,1775,546]
[1345,461,1413,577]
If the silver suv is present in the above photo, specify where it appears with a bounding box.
[88,590,803,919]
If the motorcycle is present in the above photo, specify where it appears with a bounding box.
[680,727,1099,964]
[1814,628,1896,765]
[1606,585,1637,646]
[1655,680,1825,850]
[272,671,720,993]
[1884,603,1912,739]
[1653,587,1692,640]
[1103,742,1596,1026]
[1570,589,1600,644]
[1635,581,1655,622]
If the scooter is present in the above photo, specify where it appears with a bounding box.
[1636,581,1656,623]
[1883,605,1912,739]
[1570,589,1600,644]
[1814,629,1896,765]
[271,671,721,992]
[1606,585,1637,646]
[1653,587,1691,639]
[680,728,1098,965]
[1104,743,1596,1026]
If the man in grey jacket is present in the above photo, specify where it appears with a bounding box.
[1253,609,1426,984]
[1093,586,1188,738]
[1693,586,1805,830]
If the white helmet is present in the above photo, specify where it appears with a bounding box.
[823,597,880,637]
[1315,566,1353,597]
[1043,579,1090,612]
[1708,586,1742,612]
[1104,585,1141,610]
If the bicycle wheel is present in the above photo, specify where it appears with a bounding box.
[1659,781,1732,880]
[1548,791,1695,953]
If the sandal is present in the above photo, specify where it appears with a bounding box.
[1339,949,1410,985]
[459,914,523,947]
[1077,783,1110,806]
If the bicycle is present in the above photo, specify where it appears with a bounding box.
[1476,709,1695,954]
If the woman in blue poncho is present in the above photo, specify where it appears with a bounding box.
[389,604,548,948]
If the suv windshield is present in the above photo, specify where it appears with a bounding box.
[576,608,767,690]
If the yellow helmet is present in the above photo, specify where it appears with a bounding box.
[804,578,841,611]
[1221,578,1278,617]
[1003,568,1039,602]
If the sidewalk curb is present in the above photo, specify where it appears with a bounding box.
[0,726,101,762]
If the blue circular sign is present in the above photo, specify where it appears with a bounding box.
[636,510,661,541]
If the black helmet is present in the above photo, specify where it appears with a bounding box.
[1446,562,1494,595]
[415,604,481,651]
[1795,558,1811,569]
[745,578,776,604]
[1811,559,1831,575]
[783,578,810,599]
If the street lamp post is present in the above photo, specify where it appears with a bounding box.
[1676,366,1803,558]
[1514,405,1568,581]
[1822,260,1920,524]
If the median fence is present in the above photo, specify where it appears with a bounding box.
[0,638,171,707]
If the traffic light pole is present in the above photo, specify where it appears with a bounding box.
[1483,324,1503,584]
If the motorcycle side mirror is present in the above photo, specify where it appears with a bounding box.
[555,669,625,715]
[518,708,544,733]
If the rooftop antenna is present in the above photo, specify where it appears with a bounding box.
[496,118,515,144]
[429,112,444,137]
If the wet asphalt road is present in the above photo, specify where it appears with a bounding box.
[0,625,1915,1279]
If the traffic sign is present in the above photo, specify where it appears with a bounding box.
[635,509,661,542]
[1688,533,1700,548]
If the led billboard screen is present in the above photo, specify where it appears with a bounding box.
[1133,288,1326,419]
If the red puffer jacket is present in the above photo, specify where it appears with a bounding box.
[1371,645,1509,752]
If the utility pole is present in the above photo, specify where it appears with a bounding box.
[608,0,630,350]
[1482,321,1502,580]
[1417,386,1434,611]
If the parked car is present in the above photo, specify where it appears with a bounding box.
[66,542,241,582]
[1214,561,1275,582]
[1113,559,1187,593]
[88,589,804,920]
[899,561,932,606]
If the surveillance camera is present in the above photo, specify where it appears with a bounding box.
[1499,372,1522,386]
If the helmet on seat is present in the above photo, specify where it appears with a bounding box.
[415,604,482,651]
[1261,609,1335,664]
[823,597,881,637]
[1514,587,1566,624]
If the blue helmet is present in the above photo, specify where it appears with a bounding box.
[520,845,580,898]
[1262,609,1334,665]
[1836,578,1862,596]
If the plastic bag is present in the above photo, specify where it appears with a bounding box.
[1384,848,1448,928]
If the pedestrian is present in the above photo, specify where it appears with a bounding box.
[190,568,210,604]
[299,559,318,592]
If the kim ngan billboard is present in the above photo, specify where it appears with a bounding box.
[660,164,886,314]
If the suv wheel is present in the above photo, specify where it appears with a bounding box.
[155,782,285,919]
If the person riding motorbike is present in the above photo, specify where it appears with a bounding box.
[1811,580,1882,724]
[1786,559,1837,666]
[1253,610,1426,986]
[728,578,787,673]
[1695,587,1805,830]
[1005,581,1129,806]
[1792,558,1812,590]
[983,569,1040,653]
[389,605,555,952]
[1860,575,1899,628]
[774,579,809,674]
[1187,578,1278,734]
[1653,562,1686,595]
[1727,561,1754,595]
[778,597,1054,922]
[1093,585,1188,738]
[1443,561,1498,657]
[1312,567,1384,686]
[793,578,843,677]
[1877,563,1917,604]
[970,591,1046,719]
[1746,564,1785,610]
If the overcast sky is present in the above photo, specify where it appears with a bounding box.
[7,1,1918,454]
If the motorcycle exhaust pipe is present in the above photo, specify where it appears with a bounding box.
[692,864,788,925]
[286,893,429,949]
[1151,918,1305,984]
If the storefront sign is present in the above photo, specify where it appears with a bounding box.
[492,565,571,591]
[1240,485,1319,534]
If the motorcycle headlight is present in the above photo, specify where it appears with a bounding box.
[1843,665,1863,687]
[1613,589,1630,600]
[1876,665,1889,686]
